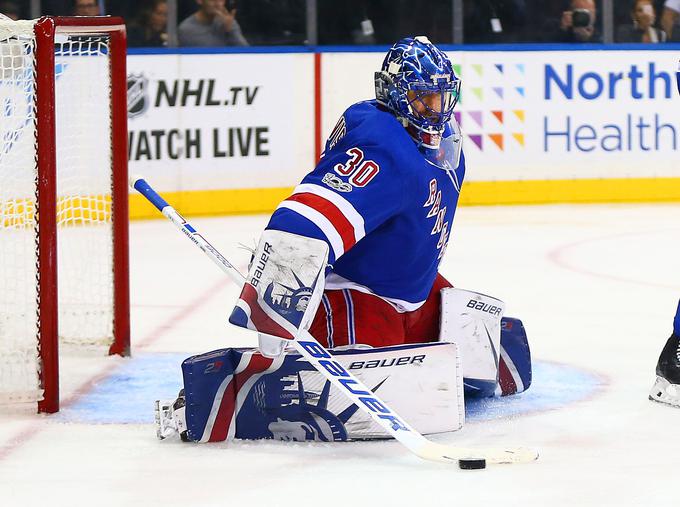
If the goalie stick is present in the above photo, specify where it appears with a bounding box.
[131,175,538,466]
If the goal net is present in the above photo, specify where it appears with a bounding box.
[0,17,129,413]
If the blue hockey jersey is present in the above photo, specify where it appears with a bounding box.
[267,100,465,312]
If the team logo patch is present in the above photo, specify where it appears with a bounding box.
[322,172,352,193]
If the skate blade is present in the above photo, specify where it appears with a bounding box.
[154,400,166,440]
[649,376,680,408]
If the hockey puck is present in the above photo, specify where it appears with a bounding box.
[458,458,486,470]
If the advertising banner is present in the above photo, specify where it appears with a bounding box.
[322,50,680,182]
[124,48,679,215]
[127,53,314,193]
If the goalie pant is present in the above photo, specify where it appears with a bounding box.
[177,320,530,443]
[309,273,530,397]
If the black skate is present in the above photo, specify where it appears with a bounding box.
[649,333,680,408]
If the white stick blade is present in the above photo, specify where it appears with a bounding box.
[418,441,539,465]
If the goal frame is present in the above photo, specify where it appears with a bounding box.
[33,16,130,413]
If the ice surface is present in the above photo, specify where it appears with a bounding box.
[1,204,679,507]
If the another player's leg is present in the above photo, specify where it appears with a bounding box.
[649,299,680,407]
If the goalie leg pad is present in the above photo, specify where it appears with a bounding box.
[440,288,505,397]
[497,317,532,396]
[179,342,464,442]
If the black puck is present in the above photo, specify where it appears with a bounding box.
[458,458,486,470]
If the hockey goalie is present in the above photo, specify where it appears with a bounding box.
[156,36,533,443]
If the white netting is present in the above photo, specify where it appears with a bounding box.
[0,20,115,405]
[55,34,114,345]
[0,20,41,403]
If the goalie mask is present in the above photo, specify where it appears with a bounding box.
[375,36,461,149]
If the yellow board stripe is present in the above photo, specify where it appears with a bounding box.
[6,178,676,224]
[129,187,293,219]
[458,177,680,206]
[128,178,680,219]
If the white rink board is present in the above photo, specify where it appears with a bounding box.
[322,50,680,181]
[126,53,314,192]
[126,49,680,195]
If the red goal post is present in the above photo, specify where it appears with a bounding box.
[0,16,130,413]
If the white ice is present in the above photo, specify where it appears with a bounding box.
[1,203,679,507]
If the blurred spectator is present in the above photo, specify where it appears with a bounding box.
[544,0,602,42]
[106,1,138,20]
[617,0,666,42]
[661,0,680,40]
[0,0,20,20]
[319,0,452,45]
[178,0,248,46]
[178,0,199,24]
[236,0,306,45]
[317,0,376,45]
[73,0,103,16]
[127,0,168,47]
[464,0,528,43]
[39,1,71,16]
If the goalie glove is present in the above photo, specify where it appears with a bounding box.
[229,230,329,340]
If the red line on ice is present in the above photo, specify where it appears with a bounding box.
[0,277,231,461]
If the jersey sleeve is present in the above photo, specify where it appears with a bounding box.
[267,144,406,265]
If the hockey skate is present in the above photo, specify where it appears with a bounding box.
[155,390,189,441]
[649,334,680,408]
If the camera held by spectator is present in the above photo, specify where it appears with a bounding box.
[560,0,599,42]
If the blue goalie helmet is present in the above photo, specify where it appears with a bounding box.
[375,36,461,149]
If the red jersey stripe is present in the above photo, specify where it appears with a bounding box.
[285,192,356,254]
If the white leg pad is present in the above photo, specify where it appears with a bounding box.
[440,288,505,385]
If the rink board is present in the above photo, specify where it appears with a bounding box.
[124,46,680,217]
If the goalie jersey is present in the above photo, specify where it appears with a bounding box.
[268,99,465,312]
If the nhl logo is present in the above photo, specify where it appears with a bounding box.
[127,73,149,118]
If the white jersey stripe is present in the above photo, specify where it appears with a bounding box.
[277,201,345,260]
[293,183,366,242]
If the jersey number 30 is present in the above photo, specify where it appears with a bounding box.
[334,147,379,187]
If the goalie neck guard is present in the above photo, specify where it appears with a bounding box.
[375,36,461,149]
